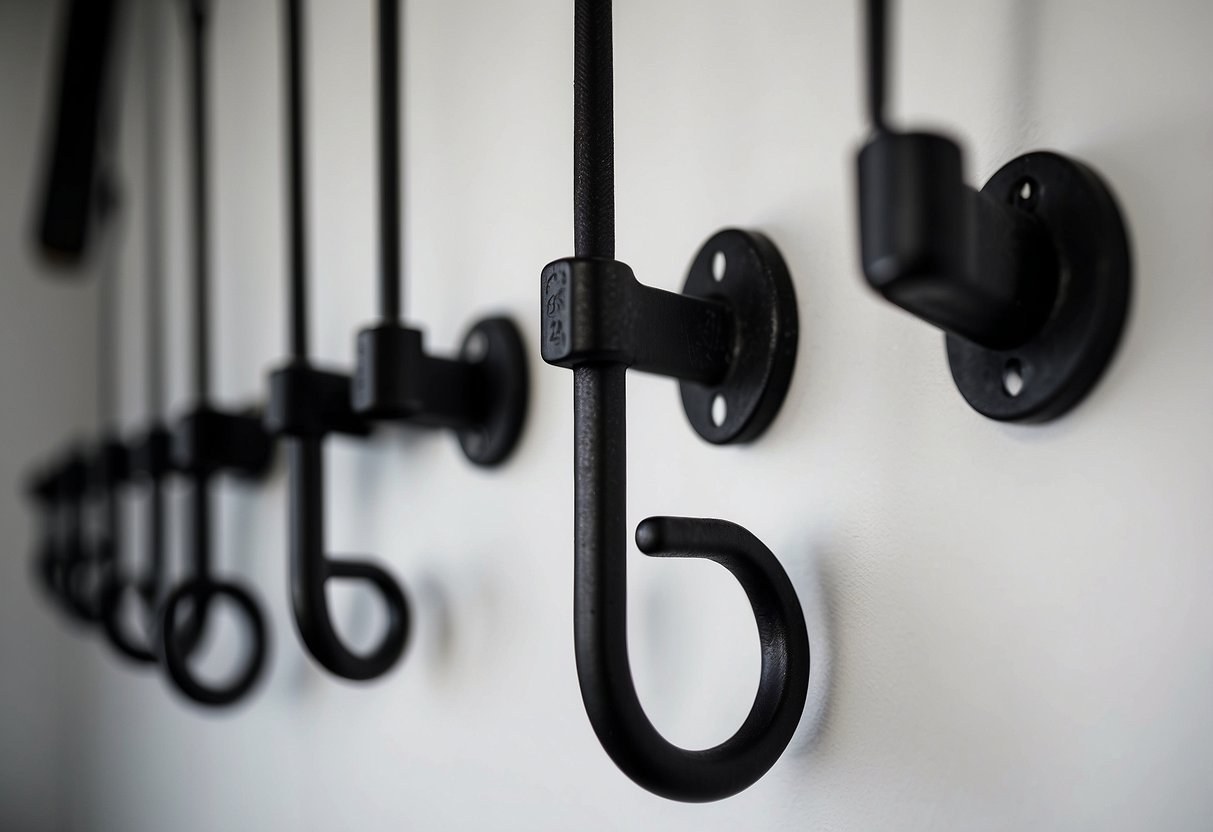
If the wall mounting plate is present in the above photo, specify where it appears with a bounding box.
[679,229,799,444]
[456,316,528,466]
[947,151,1131,422]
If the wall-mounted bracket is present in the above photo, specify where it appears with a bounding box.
[172,406,275,477]
[542,228,797,444]
[353,318,527,466]
[857,0,1130,422]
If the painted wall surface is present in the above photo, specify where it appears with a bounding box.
[2,1,1211,830]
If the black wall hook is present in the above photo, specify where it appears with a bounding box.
[99,2,177,665]
[26,449,88,619]
[154,0,273,707]
[352,0,527,466]
[100,426,173,664]
[74,436,130,627]
[857,0,1131,422]
[264,0,408,682]
[539,0,809,802]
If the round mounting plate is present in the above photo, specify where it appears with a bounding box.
[679,229,798,444]
[947,152,1131,422]
[456,316,529,466]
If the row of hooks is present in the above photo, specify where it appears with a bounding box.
[25,0,1131,804]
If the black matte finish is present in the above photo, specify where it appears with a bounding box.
[67,437,130,628]
[99,425,173,664]
[265,363,408,681]
[946,153,1131,421]
[353,0,528,466]
[857,0,1130,422]
[153,0,272,708]
[354,319,528,467]
[267,0,408,682]
[96,0,176,666]
[158,409,274,705]
[539,0,810,803]
[35,0,121,261]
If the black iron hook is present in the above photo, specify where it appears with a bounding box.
[153,0,273,707]
[70,436,130,630]
[538,0,809,802]
[264,0,408,682]
[45,448,92,622]
[26,461,62,602]
[98,1,175,665]
[857,0,1130,421]
[352,0,527,465]
[99,426,174,664]
[25,451,84,613]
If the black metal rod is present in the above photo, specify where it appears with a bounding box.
[187,0,211,401]
[145,0,165,418]
[378,0,402,321]
[285,0,309,359]
[866,0,888,132]
[573,0,614,261]
[97,232,118,430]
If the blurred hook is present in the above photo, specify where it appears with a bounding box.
[97,0,177,665]
[264,0,408,682]
[538,0,809,802]
[352,0,528,464]
[153,0,273,707]
[856,0,1130,421]
[99,426,174,664]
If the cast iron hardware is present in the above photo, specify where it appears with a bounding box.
[154,0,272,707]
[857,0,1131,422]
[100,426,175,663]
[538,0,809,802]
[70,437,130,628]
[98,2,178,664]
[26,450,88,619]
[264,0,408,682]
[35,0,121,262]
[26,461,63,603]
[62,196,129,630]
[352,0,527,466]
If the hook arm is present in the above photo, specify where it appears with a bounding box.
[268,363,409,681]
[573,366,809,802]
[286,435,409,680]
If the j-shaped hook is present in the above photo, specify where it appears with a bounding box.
[151,0,273,707]
[264,0,409,682]
[539,0,809,802]
[155,408,274,705]
[266,367,409,681]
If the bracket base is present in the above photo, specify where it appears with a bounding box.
[947,152,1131,422]
[679,229,799,444]
[455,317,528,467]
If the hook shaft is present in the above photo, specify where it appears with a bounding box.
[559,0,810,801]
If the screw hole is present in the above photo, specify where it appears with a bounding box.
[710,395,727,427]
[711,251,726,282]
[1002,359,1024,397]
[1014,177,1038,208]
[465,331,488,362]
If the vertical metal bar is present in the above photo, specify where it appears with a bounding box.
[378,0,402,322]
[284,0,310,360]
[187,0,211,401]
[570,0,627,778]
[145,0,165,418]
[866,0,889,132]
[573,0,614,262]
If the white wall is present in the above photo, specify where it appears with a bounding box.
[2,0,1212,829]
